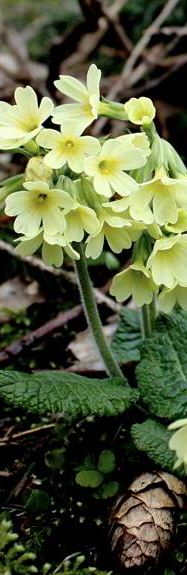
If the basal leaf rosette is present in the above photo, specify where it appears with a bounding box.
[0,86,53,150]
[15,229,80,268]
[124,97,156,125]
[52,64,101,130]
[147,234,187,288]
[84,138,147,198]
[168,418,187,469]
[159,282,187,313]
[36,121,100,173]
[110,261,158,306]
[5,181,68,237]
[129,168,187,226]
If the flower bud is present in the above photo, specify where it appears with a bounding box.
[25,156,52,183]
[124,97,156,125]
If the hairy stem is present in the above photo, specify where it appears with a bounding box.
[141,296,157,338]
[74,243,123,378]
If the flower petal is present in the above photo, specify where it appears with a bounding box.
[14,210,42,236]
[93,174,112,197]
[42,205,66,235]
[85,231,104,259]
[80,135,101,155]
[36,129,61,149]
[87,64,101,98]
[42,242,63,267]
[54,76,88,103]
[15,86,38,117]
[44,149,67,169]
[68,154,84,174]
[38,97,54,123]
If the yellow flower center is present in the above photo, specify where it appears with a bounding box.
[38,193,47,202]
[19,116,39,132]
[99,160,109,175]
[66,140,74,150]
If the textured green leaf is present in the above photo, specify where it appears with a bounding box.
[0,370,138,417]
[131,419,177,472]
[112,308,141,364]
[75,470,103,488]
[98,450,115,474]
[136,309,187,419]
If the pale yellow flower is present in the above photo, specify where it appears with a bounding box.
[84,139,146,198]
[168,419,187,469]
[116,132,151,159]
[5,181,67,237]
[110,261,158,305]
[147,234,187,288]
[15,229,80,268]
[54,177,100,242]
[36,121,100,173]
[0,86,53,149]
[124,97,156,125]
[159,282,187,313]
[129,168,185,226]
[85,206,132,259]
[52,64,101,130]
[165,209,187,234]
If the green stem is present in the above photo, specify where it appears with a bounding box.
[141,305,151,338]
[141,296,157,339]
[149,294,157,327]
[99,100,128,121]
[74,242,123,378]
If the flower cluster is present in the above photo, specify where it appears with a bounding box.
[1,64,187,312]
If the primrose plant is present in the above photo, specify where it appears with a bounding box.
[1,64,187,466]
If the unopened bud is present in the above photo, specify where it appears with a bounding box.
[25,157,52,182]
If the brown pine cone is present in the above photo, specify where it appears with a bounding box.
[109,471,187,570]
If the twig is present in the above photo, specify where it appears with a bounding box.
[0,239,121,311]
[0,304,82,366]
[93,0,181,134]
[120,0,181,84]
[0,239,76,282]
[1,423,55,442]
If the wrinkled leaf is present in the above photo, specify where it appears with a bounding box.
[112,308,142,364]
[131,419,178,473]
[0,370,138,418]
[136,310,187,419]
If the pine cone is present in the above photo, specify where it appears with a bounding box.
[109,471,187,570]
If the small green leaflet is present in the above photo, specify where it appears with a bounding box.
[0,370,138,417]
[136,309,187,419]
[112,308,142,364]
